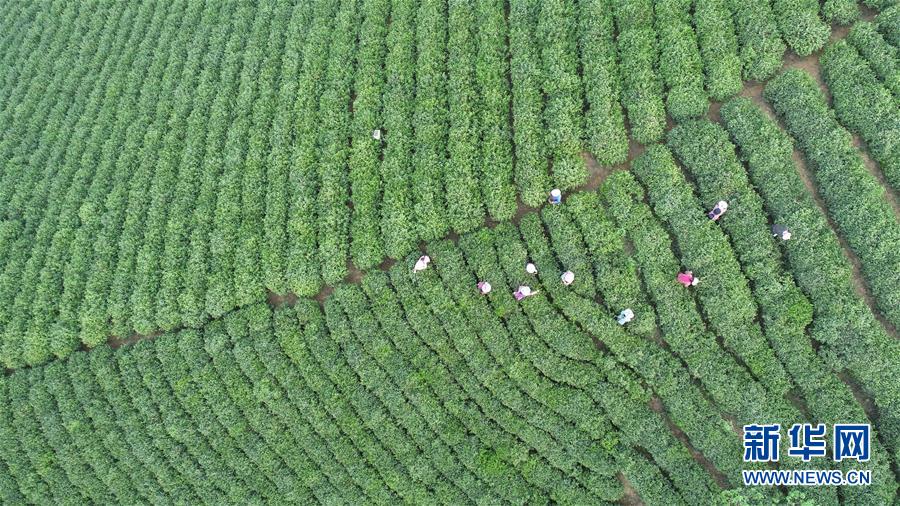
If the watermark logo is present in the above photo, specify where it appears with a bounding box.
[833,424,870,462]
[743,424,781,463]
[741,423,872,486]
[787,423,827,461]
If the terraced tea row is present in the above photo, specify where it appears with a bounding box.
[3,0,898,368]
[2,104,897,501]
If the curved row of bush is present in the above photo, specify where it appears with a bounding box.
[476,0,517,221]
[259,10,305,295]
[721,96,900,464]
[0,1,125,362]
[445,0,485,234]
[821,39,900,193]
[204,4,274,319]
[329,281,510,503]
[847,21,900,105]
[509,0,551,207]
[4,0,895,374]
[565,192,656,338]
[822,0,859,25]
[4,182,895,502]
[765,69,900,332]
[493,221,717,503]
[0,221,753,503]
[772,0,829,56]
[538,0,587,191]
[865,0,900,11]
[348,0,389,271]
[629,146,791,397]
[13,1,192,365]
[875,5,900,47]
[316,0,361,285]
[411,0,451,243]
[668,119,897,504]
[489,220,724,501]
[551,181,756,484]
[11,1,162,365]
[0,1,49,116]
[402,243,623,502]
[607,163,790,422]
[0,0,85,190]
[694,0,742,101]
[285,4,333,297]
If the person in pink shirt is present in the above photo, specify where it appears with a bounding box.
[677,270,700,287]
[514,285,538,301]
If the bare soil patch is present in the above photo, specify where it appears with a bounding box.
[617,473,643,505]
[108,329,164,349]
[267,289,298,308]
[850,134,900,220]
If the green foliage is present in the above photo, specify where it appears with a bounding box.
[847,21,900,106]
[875,5,900,47]
[446,0,486,234]
[771,0,829,56]
[476,0,517,220]
[577,0,628,165]
[380,0,418,256]
[694,0,742,100]
[509,0,551,207]
[726,0,786,81]
[668,119,897,504]
[821,40,900,192]
[612,0,666,144]
[348,0,388,269]
[287,3,333,297]
[1,3,899,500]
[721,97,900,463]
[411,0,451,242]
[316,0,360,285]
[654,0,708,120]
[599,172,753,483]
[765,69,900,332]
[822,0,860,25]
[538,0,587,190]
[630,146,791,397]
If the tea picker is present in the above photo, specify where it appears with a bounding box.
[548,189,562,205]
[616,308,634,325]
[561,270,575,286]
[477,281,492,295]
[772,224,791,241]
[707,200,728,221]
[514,285,538,301]
[413,255,431,273]
[677,270,699,287]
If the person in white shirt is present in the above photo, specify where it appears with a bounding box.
[413,255,430,273]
